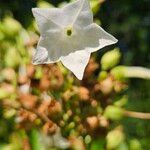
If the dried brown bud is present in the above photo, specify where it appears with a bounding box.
[99,77,113,94]
[26,64,36,78]
[86,116,99,130]
[18,75,28,85]
[38,100,51,115]
[69,136,86,150]
[47,65,64,89]
[91,99,98,107]
[39,74,50,91]
[1,83,15,94]
[67,110,73,117]
[16,109,37,130]
[63,90,72,101]
[77,124,86,134]
[19,94,38,109]
[59,120,65,127]
[17,109,37,123]
[74,116,81,123]
[17,109,28,122]
[28,113,37,122]
[78,87,90,101]
[114,81,127,93]
[2,68,16,82]
[48,100,62,115]
[85,58,99,77]
[99,116,109,128]
[43,122,57,134]
[38,99,61,116]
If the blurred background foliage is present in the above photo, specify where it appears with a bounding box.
[0,0,150,150]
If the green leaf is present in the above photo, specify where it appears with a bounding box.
[30,129,43,150]
[90,138,105,150]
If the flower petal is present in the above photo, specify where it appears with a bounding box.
[83,23,118,52]
[63,0,93,27]
[32,46,49,65]
[35,32,64,63]
[61,50,91,80]
[32,8,62,35]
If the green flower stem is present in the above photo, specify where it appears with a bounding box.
[111,66,150,80]
[126,67,150,79]
[124,110,150,120]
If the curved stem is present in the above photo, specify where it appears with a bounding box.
[126,67,150,79]
[124,110,150,120]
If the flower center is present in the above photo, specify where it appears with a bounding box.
[67,29,72,36]
[65,26,73,36]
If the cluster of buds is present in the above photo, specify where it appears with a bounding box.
[16,94,62,134]
[0,1,148,148]
[0,48,129,143]
[86,115,109,130]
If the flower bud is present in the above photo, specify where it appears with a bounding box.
[90,0,100,15]
[99,116,109,127]
[78,87,90,101]
[111,66,126,81]
[86,116,99,130]
[37,1,54,8]
[0,88,10,99]
[3,109,16,119]
[69,136,85,150]
[5,47,21,68]
[129,139,141,150]
[98,71,108,81]
[68,122,75,130]
[85,58,99,78]
[43,122,57,135]
[85,135,92,144]
[2,68,16,82]
[99,77,113,94]
[104,105,124,120]
[63,114,69,122]
[101,48,121,70]
[2,17,21,37]
[19,94,37,109]
[90,0,105,15]
[48,100,62,115]
[106,126,124,149]
[114,81,127,92]
[26,64,35,78]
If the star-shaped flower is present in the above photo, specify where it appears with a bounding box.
[32,0,118,80]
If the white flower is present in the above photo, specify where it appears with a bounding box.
[32,0,118,80]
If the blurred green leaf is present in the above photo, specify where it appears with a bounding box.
[90,138,105,150]
[129,139,142,150]
[30,129,43,150]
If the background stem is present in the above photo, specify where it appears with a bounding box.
[126,67,150,79]
[124,110,150,119]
